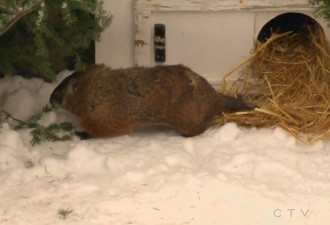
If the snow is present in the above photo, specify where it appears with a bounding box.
[0,73,330,225]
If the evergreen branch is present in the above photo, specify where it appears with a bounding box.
[0,0,112,80]
[0,0,46,37]
[26,105,52,127]
[2,105,51,128]
[58,207,73,220]
[12,0,19,9]
[0,4,15,14]
[24,17,49,59]
[74,53,87,72]
[310,0,330,26]
[30,122,74,146]
[24,160,35,169]
[1,107,75,146]
[1,109,27,126]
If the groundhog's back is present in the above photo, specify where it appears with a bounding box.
[52,64,219,137]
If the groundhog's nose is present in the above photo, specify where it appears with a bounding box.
[50,90,62,107]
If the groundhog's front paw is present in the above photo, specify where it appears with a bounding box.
[75,131,92,140]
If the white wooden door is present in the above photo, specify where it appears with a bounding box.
[134,0,328,87]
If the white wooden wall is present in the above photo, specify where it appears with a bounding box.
[96,0,330,87]
[96,0,135,69]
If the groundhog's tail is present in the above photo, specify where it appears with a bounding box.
[216,93,256,113]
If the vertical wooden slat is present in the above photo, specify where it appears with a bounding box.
[134,9,151,66]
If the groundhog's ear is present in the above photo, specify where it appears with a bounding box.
[70,78,78,93]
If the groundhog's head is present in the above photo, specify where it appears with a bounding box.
[50,71,83,113]
[50,64,109,116]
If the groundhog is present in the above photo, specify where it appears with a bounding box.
[50,64,254,138]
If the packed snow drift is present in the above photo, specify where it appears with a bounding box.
[0,71,329,225]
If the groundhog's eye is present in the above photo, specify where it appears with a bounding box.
[54,91,61,99]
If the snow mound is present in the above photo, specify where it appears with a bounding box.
[0,74,329,224]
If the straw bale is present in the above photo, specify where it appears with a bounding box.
[219,25,330,143]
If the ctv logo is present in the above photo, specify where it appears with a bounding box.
[273,208,310,218]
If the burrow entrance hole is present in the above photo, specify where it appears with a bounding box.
[257,12,325,43]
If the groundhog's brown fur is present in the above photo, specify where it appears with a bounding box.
[50,64,254,137]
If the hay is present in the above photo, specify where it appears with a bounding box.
[219,25,330,143]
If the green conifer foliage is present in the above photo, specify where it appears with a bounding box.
[0,0,112,81]
[310,0,330,26]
